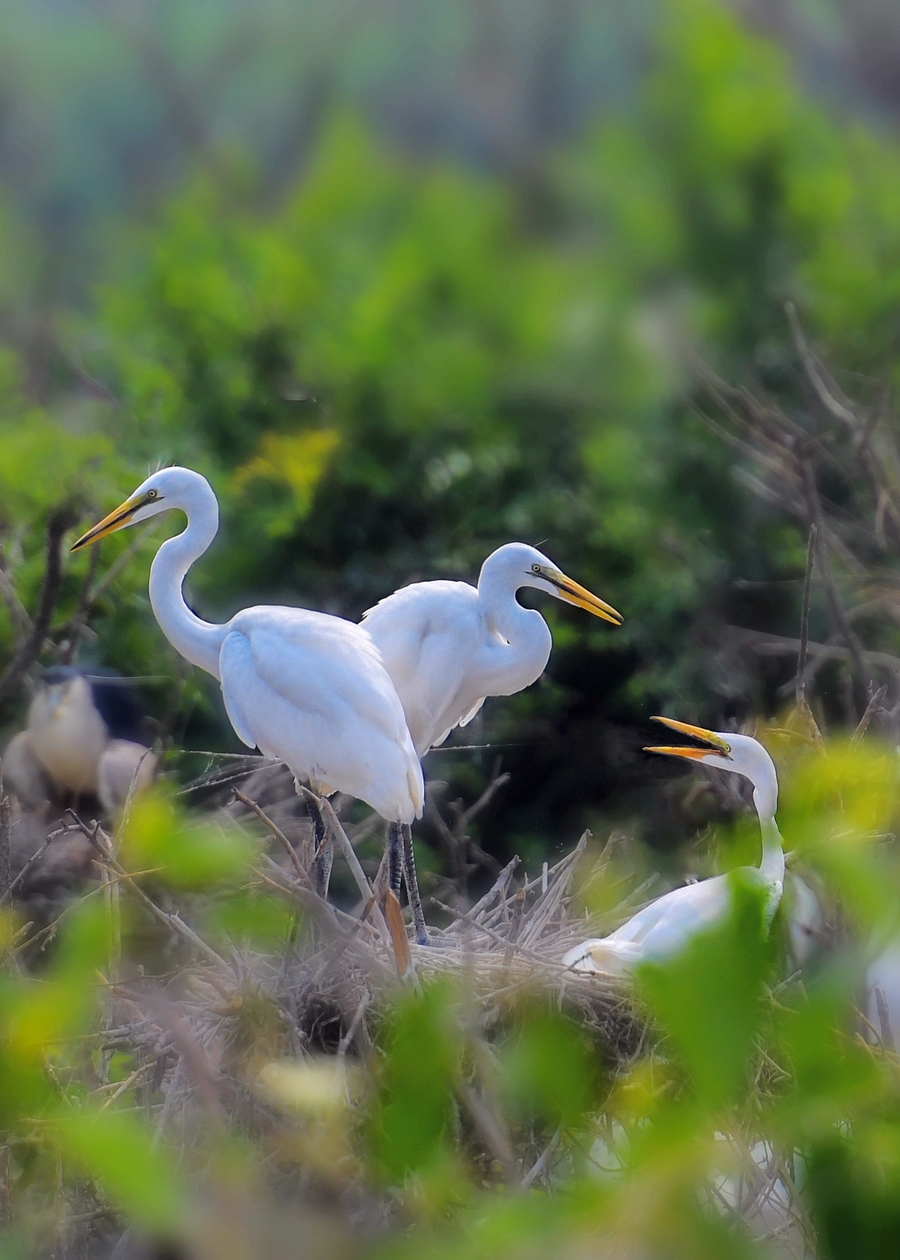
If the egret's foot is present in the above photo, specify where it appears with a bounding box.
[296,784,333,898]
[401,823,430,946]
[386,821,403,898]
[308,794,333,898]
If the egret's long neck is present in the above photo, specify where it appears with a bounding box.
[148,490,226,680]
[477,560,552,690]
[755,798,785,888]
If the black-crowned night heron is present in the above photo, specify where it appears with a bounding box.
[4,666,156,816]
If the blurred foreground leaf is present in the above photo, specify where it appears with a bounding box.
[637,874,771,1109]
[56,1109,187,1234]
[121,786,257,890]
[370,981,460,1179]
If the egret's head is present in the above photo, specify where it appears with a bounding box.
[493,543,622,626]
[644,717,778,819]
[71,467,212,552]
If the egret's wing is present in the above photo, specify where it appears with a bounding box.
[458,697,486,728]
[608,876,731,954]
[219,608,423,821]
[363,581,483,753]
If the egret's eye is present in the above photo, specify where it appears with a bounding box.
[531,563,541,574]
[147,489,158,500]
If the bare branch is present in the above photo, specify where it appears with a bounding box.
[795,524,817,707]
[0,504,78,711]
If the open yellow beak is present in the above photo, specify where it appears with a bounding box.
[70,494,145,552]
[548,570,622,626]
[644,716,731,760]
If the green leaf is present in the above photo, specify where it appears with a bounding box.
[56,1108,187,1233]
[370,980,460,1179]
[637,872,771,1109]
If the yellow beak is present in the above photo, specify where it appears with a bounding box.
[549,570,622,625]
[644,716,731,760]
[71,494,145,552]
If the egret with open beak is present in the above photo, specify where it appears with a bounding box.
[562,717,784,975]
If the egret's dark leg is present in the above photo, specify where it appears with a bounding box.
[401,824,429,946]
[387,821,403,900]
[307,793,333,898]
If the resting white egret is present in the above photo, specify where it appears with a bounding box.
[71,467,428,940]
[5,666,156,816]
[562,719,784,974]
[362,543,622,759]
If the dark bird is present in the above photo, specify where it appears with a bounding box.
[5,666,156,816]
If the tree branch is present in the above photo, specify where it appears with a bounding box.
[0,505,77,711]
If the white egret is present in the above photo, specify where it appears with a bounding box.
[70,467,428,939]
[562,718,784,974]
[362,542,622,759]
[362,544,620,933]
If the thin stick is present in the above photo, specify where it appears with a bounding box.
[0,505,77,711]
[309,791,378,907]
[795,524,816,706]
[233,789,313,888]
[520,1123,563,1190]
[445,854,520,934]
[852,684,888,746]
[455,1080,517,1181]
[876,985,896,1052]
[0,829,64,906]
[801,461,870,702]
[337,993,370,1062]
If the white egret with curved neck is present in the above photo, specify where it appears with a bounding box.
[362,542,622,758]
[562,719,785,974]
[71,467,429,940]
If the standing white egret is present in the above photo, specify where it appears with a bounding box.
[362,544,620,928]
[562,719,785,974]
[362,542,622,756]
[70,467,428,939]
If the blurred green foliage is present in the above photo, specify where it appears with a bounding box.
[4,0,900,846]
[4,0,900,1254]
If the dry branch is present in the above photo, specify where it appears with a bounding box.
[0,504,78,711]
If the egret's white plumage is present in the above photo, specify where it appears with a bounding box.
[71,466,424,831]
[362,542,622,757]
[562,720,785,975]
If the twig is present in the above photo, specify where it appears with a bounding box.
[455,1080,517,1181]
[786,302,859,430]
[0,505,78,711]
[729,626,900,674]
[309,791,380,908]
[801,460,870,705]
[430,898,564,967]
[520,1123,563,1190]
[99,848,229,972]
[0,563,31,649]
[57,544,101,665]
[851,685,888,746]
[519,833,590,948]
[795,524,816,706]
[0,828,67,906]
[54,521,160,642]
[337,993,370,1062]
[444,854,521,935]
[233,789,313,889]
[0,772,10,900]
[875,985,896,1052]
